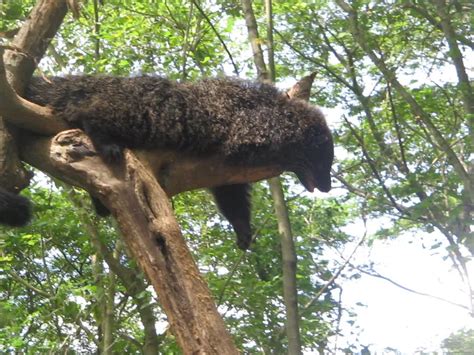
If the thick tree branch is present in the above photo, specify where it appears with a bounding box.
[19,132,283,196]
[23,129,239,354]
[0,49,67,134]
[0,0,68,194]
[3,0,67,92]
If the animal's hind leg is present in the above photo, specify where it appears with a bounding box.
[211,183,252,250]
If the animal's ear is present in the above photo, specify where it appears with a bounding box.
[285,72,316,101]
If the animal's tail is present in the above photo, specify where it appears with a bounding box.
[0,187,32,227]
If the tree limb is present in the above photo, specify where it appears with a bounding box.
[0,0,68,194]
[354,265,470,312]
[24,128,239,354]
[0,48,67,134]
[8,270,54,299]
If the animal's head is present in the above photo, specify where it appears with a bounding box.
[281,73,334,193]
[288,127,334,193]
[294,133,333,193]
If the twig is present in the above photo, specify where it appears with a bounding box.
[8,270,53,299]
[303,233,366,311]
[190,0,239,76]
[354,266,470,312]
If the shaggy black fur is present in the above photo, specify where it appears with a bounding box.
[0,187,31,227]
[211,183,252,250]
[5,75,334,249]
[25,76,334,192]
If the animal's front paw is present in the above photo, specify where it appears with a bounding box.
[236,235,252,250]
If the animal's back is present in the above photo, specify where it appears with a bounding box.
[26,76,204,150]
[25,76,327,164]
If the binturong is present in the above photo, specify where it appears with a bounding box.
[2,75,334,249]
[0,187,31,227]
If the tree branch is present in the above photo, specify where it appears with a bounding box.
[354,266,470,312]
[0,0,68,194]
[335,0,473,201]
[433,0,473,135]
[8,270,54,299]
[0,48,67,134]
[190,0,240,76]
[24,129,239,354]
[406,1,474,50]
[241,0,268,80]
[303,234,366,312]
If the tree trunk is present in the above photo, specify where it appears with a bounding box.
[241,0,303,353]
[269,178,302,354]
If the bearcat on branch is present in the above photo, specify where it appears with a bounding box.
[2,76,334,249]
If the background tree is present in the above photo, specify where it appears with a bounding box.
[441,328,474,354]
[271,0,472,310]
[1,0,471,353]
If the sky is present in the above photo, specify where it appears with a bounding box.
[331,233,473,354]
[296,179,474,353]
[309,56,474,354]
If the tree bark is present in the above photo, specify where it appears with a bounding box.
[241,1,306,353]
[37,129,239,354]
[0,0,67,194]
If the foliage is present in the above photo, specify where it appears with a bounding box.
[441,328,474,354]
[0,0,35,31]
[0,175,349,352]
[272,0,473,305]
[0,0,472,352]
